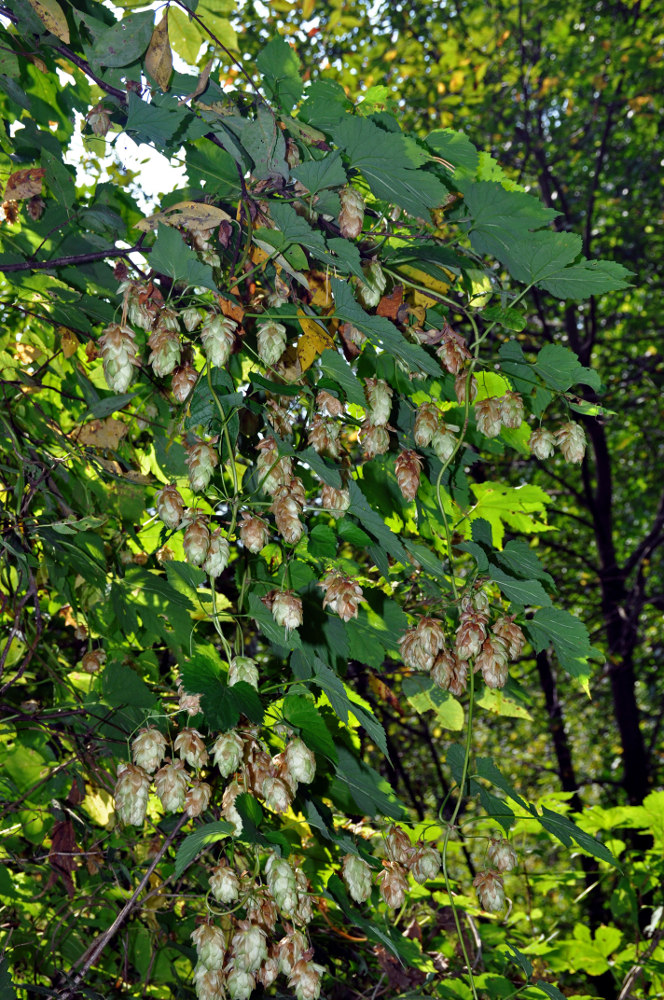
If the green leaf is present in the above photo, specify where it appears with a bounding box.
[487,565,552,608]
[149,224,217,291]
[308,524,337,559]
[257,37,303,111]
[348,479,409,568]
[427,128,479,179]
[534,343,602,393]
[332,116,447,219]
[475,756,529,810]
[482,305,527,332]
[331,278,441,377]
[494,539,555,589]
[180,651,263,730]
[283,695,337,761]
[505,943,533,980]
[325,237,365,279]
[534,982,567,1000]
[525,608,598,686]
[292,150,347,194]
[174,821,234,878]
[460,180,559,265]
[101,662,155,710]
[335,745,406,819]
[537,807,621,869]
[299,80,352,132]
[318,348,366,407]
[223,107,289,181]
[88,392,137,419]
[403,675,464,730]
[269,201,329,259]
[89,10,154,67]
[41,150,75,208]
[537,258,632,299]
[298,445,343,489]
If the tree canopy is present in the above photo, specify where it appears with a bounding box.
[1,3,662,1000]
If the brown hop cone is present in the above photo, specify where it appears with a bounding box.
[147,326,181,378]
[238,512,269,553]
[385,824,415,866]
[364,378,393,426]
[414,403,440,448]
[277,929,308,977]
[308,414,341,458]
[185,780,211,817]
[81,649,106,674]
[174,728,208,769]
[171,364,198,402]
[475,635,510,689]
[492,616,526,659]
[338,185,365,239]
[221,779,243,835]
[399,628,433,673]
[262,774,292,813]
[555,420,586,463]
[378,861,409,909]
[487,837,518,872]
[475,397,503,438]
[271,495,304,545]
[431,650,468,696]
[247,888,279,933]
[157,306,180,331]
[415,617,446,659]
[182,513,210,566]
[256,437,293,495]
[271,590,303,632]
[288,957,325,1000]
[455,611,487,660]
[185,439,219,493]
[320,483,350,518]
[154,759,188,813]
[257,954,280,989]
[319,570,363,621]
[455,370,478,405]
[156,484,185,530]
[265,396,292,438]
[473,869,505,912]
[436,324,471,374]
[177,683,202,716]
[395,449,423,502]
[360,421,390,458]
[500,391,524,429]
[246,747,272,793]
[87,103,111,136]
[316,390,344,418]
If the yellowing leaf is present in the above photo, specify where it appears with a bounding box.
[399,263,453,307]
[459,482,553,549]
[81,787,115,828]
[27,0,70,42]
[135,201,232,232]
[295,309,334,372]
[75,418,128,450]
[59,327,79,358]
[145,11,173,92]
[168,7,205,65]
[302,0,316,17]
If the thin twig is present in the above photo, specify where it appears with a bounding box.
[57,815,188,999]
[0,243,150,274]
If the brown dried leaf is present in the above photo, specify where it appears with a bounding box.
[145,11,172,92]
[135,201,232,233]
[376,285,403,320]
[180,60,213,104]
[46,819,78,897]
[3,167,46,202]
[218,296,245,323]
[76,417,128,449]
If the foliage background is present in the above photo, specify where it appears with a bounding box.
[0,2,663,1000]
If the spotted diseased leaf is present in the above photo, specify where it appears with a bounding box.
[145,11,172,91]
[3,167,46,201]
[89,9,155,68]
[27,0,69,42]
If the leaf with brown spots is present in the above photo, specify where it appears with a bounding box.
[3,167,46,201]
[145,10,172,92]
[76,418,128,449]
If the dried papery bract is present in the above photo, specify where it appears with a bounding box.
[186,439,219,493]
[238,512,269,552]
[364,377,393,426]
[192,922,226,970]
[437,324,471,374]
[475,634,510,689]
[360,421,390,458]
[257,319,287,366]
[200,313,236,367]
[81,649,106,673]
[270,590,303,632]
[556,420,587,463]
[154,758,188,812]
[114,763,150,826]
[212,730,244,777]
[410,844,442,883]
[530,426,556,459]
[473,869,506,912]
[385,824,415,866]
[203,529,230,577]
[178,683,202,717]
[156,484,185,530]
[395,448,423,501]
[174,728,208,768]
[475,397,503,438]
[185,779,211,816]
[172,363,198,402]
[414,402,440,447]
[319,483,350,518]
[98,323,140,392]
[183,512,211,566]
[319,569,363,621]
[377,861,409,908]
[132,727,167,772]
[500,390,524,429]
[209,863,240,903]
[316,389,344,418]
[431,650,468,696]
[271,493,304,544]
[256,437,292,495]
[148,326,181,377]
[338,185,365,238]
[231,920,268,972]
[487,837,518,872]
[308,414,341,458]
[342,854,373,902]
[492,616,526,659]
[289,957,325,1000]
[455,370,478,405]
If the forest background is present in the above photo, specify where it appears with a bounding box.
[0,2,663,1000]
